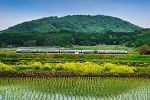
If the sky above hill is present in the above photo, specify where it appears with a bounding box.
[0,0,150,30]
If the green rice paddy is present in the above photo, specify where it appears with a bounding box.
[0,77,150,100]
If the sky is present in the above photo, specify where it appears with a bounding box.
[0,0,150,30]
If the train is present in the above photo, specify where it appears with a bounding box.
[16,49,128,54]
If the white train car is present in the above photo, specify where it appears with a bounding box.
[16,49,128,54]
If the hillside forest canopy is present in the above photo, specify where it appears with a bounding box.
[1,15,142,33]
[0,28,150,48]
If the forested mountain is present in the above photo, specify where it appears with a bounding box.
[1,15,142,33]
[0,29,149,47]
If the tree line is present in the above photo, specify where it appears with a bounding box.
[0,29,149,48]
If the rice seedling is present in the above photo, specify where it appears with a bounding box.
[0,77,150,100]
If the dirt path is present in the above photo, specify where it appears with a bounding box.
[0,71,150,78]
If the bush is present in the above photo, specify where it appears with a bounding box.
[135,44,150,55]
[102,63,135,73]
[42,63,53,71]
[0,62,13,71]
[29,62,42,70]
[14,65,32,71]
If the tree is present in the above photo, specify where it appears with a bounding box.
[89,42,96,46]
[135,44,150,55]
[79,41,85,45]
[71,38,75,45]
[24,40,37,47]
[0,40,1,47]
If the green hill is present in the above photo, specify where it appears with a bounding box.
[1,15,142,33]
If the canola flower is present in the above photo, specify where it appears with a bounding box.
[0,62,136,74]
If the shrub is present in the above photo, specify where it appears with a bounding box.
[53,63,65,72]
[134,67,149,74]
[0,62,13,71]
[14,65,29,71]
[135,44,150,55]
[147,65,150,72]
[29,62,42,70]
[102,63,135,73]
[41,63,53,71]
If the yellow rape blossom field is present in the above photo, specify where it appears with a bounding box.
[0,62,138,74]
